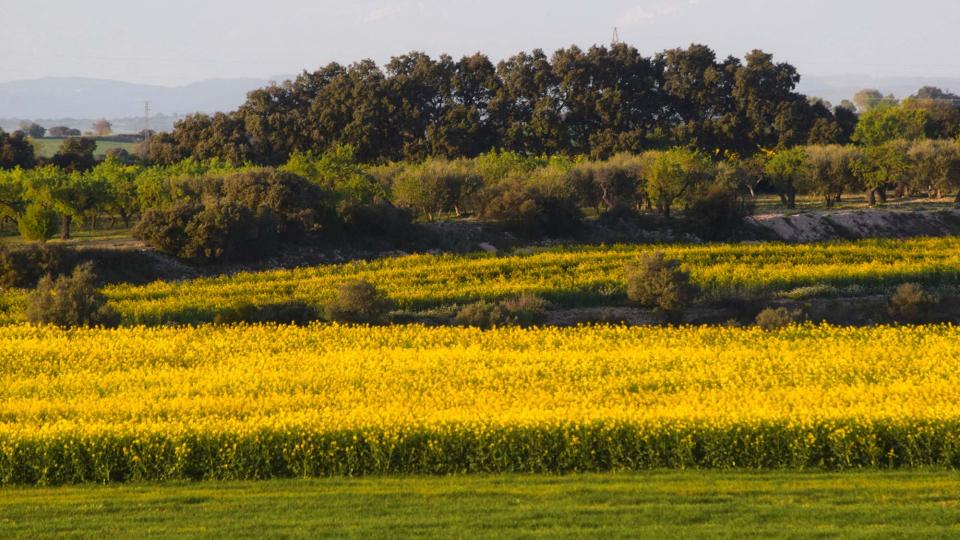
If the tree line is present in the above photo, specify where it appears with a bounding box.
[1,136,958,261]
[143,44,856,165]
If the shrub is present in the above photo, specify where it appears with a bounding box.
[625,252,696,314]
[889,283,940,323]
[134,203,201,257]
[217,169,337,241]
[340,199,414,240]
[25,263,119,327]
[455,294,550,329]
[393,159,482,220]
[455,300,511,329]
[501,293,549,326]
[755,307,804,330]
[213,301,320,325]
[18,204,60,242]
[134,170,339,264]
[325,280,394,323]
[181,200,272,264]
[0,244,75,289]
[685,185,753,241]
[481,181,581,238]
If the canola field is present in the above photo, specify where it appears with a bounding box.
[102,237,960,324]
[2,322,959,484]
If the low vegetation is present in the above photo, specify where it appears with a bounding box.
[24,262,118,327]
[888,282,941,323]
[324,280,394,324]
[754,306,805,330]
[624,252,696,316]
[455,293,548,328]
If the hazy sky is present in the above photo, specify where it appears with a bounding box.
[2,0,959,86]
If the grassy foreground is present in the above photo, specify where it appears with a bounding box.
[1,472,959,538]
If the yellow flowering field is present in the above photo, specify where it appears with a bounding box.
[2,322,959,484]
[100,237,960,324]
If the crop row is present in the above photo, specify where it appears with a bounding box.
[91,236,960,324]
[2,323,959,483]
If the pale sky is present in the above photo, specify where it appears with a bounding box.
[2,0,959,86]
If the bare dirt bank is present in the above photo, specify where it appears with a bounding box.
[745,208,960,243]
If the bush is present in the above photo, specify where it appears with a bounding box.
[481,181,581,238]
[685,185,753,241]
[18,204,60,242]
[325,280,394,323]
[217,169,337,241]
[181,200,273,264]
[25,263,119,327]
[134,170,339,264]
[392,159,482,220]
[0,244,76,288]
[455,300,511,329]
[340,199,414,240]
[134,203,202,257]
[213,301,320,325]
[625,252,696,315]
[501,293,549,326]
[755,307,804,330]
[455,294,550,329]
[889,283,940,323]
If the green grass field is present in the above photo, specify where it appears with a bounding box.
[1,472,958,538]
[30,137,139,158]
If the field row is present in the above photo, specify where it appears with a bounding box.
[100,236,960,324]
[3,237,957,325]
[2,323,960,483]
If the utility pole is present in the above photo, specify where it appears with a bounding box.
[142,101,151,158]
[144,101,151,143]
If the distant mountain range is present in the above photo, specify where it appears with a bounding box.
[0,76,286,133]
[1,74,958,134]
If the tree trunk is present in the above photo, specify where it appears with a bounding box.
[824,194,833,208]
[60,214,72,240]
[877,188,887,204]
[786,192,796,209]
[867,189,877,207]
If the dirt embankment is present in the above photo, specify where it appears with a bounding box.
[746,208,960,243]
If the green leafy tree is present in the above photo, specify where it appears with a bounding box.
[0,130,36,169]
[803,145,856,207]
[907,139,960,200]
[763,147,809,208]
[281,145,384,208]
[852,141,910,205]
[18,122,46,138]
[852,105,927,146]
[90,158,141,227]
[645,148,713,216]
[392,158,482,220]
[18,204,59,242]
[51,137,97,172]
[0,167,28,220]
[26,166,110,239]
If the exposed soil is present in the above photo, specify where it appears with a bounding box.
[746,208,960,243]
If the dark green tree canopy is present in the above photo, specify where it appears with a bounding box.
[157,44,851,165]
